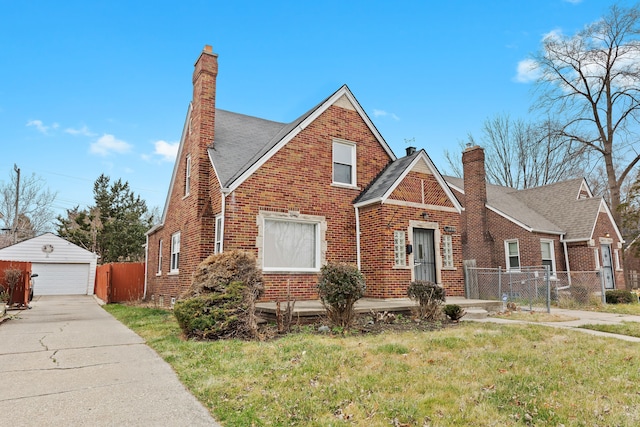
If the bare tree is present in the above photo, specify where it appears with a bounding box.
[0,170,57,245]
[530,3,640,225]
[444,114,585,189]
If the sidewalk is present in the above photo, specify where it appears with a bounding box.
[468,307,640,342]
[0,295,221,426]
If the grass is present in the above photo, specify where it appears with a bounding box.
[104,304,640,426]
[579,321,640,338]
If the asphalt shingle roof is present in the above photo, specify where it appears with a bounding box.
[444,176,601,240]
[354,150,420,204]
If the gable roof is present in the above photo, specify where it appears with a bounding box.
[0,232,98,262]
[445,176,623,241]
[209,85,396,192]
[355,149,462,212]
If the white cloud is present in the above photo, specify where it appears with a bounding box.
[563,0,582,4]
[515,59,540,83]
[27,119,52,134]
[90,134,132,156]
[65,125,96,137]
[373,109,400,121]
[151,140,179,162]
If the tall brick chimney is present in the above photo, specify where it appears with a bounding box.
[461,144,493,267]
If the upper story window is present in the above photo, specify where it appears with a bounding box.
[505,240,520,270]
[184,154,192,196]
[157,239,163,275]
[170,232,180,273]
[540,239,556,275]
[332,140,356,186]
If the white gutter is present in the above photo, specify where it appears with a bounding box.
[143,235,149,299]
[561,238,572,286]
[220,190,228,253]
[355,206,361,270]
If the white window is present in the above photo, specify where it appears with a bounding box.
[442,235,454,269]
[505,240,520,270]
[170,232,180,272]
[263,219,319,271]
[540,239,556,275]
[332,140,356,186]
[394,231,406,267]
[614,249,622,271]
[215,215,223,254]
[594,248,601,269]
[184,155,191,196]
[157,239,163,275]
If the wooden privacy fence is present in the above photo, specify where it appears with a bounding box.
[0,260,32,307]
[94,262,144,303]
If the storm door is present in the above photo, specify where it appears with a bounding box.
[601,244,615,289]
[413,228,436,282]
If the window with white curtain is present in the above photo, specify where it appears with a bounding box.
[263,219,319,271]
[184,154,191,196]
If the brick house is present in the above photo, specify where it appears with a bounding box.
[446,145,625,289]
[144,45,464,304]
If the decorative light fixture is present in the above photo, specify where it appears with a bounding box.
[420,212,429,220]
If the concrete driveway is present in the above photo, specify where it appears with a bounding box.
[0,295,220,426]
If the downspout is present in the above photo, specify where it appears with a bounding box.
[355,206,361,270]
[562,237,572,286]
[221,189,228,253]
[143,235,148,299]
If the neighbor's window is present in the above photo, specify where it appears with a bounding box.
[442,234,454,268]
[505,240,520,270]
[214,215,223,254]
[394,231,406,267]
[614,249,622,270]
[263,219,319,271]
[170,232,180,272]
[540,239,556,275]
[332,140,356,186]
[184,154,192,196]
[157,239,163,275]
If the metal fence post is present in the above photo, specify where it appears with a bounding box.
[545,265,550,313]
[498,266,502,301]
[600,267,606,305]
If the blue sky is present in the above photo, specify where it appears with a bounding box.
[0,0,618,222]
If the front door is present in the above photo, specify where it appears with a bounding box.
[601,244,615,289]
[413,228,436,282]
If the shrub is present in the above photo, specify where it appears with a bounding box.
[407,280,445,320]
[317,262,366,328]
[3,268,22,305]
[605,289,637,304]
[175,250,263,340]
[444,304,466,321]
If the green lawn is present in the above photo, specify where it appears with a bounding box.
[104,304,640,426]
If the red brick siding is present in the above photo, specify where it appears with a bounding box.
[220,103,393,301]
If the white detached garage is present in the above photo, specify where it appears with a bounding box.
[0,233,98,295]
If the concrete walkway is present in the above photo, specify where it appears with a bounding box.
[468,307,640,342]
[0,295,220,426]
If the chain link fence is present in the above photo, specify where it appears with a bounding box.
[464,265,607,312]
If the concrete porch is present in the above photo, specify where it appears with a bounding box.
[256,297,502,321]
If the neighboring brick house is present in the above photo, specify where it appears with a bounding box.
[446,145,625,289]
[145,45,464,304]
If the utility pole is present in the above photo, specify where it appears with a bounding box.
[13,164,20,244]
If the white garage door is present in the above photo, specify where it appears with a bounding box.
[31,263,91,295]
